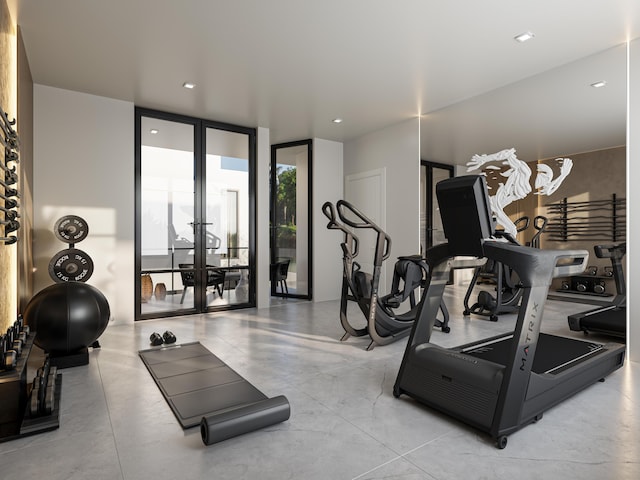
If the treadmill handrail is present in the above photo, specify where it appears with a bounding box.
[482,241,588,287]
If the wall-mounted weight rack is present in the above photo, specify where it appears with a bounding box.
[544,194,626,242]
[48,215,94,283]
[0,107,20,246]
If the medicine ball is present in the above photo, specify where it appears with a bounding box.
[23,282,110,354]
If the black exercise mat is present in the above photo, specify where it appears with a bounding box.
[139,342,269,428]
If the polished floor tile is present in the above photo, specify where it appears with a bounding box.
[1,284,637,480]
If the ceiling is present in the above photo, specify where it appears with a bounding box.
[7,1,640,163]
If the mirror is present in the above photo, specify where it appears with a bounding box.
[420,43,626,166]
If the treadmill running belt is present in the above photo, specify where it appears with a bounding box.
[139,342,290,445]
[464,333,604,374]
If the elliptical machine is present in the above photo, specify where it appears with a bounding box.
[463,215,548,321]
[322,200,449,350]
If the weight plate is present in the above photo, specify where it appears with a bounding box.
[48,248,94,283]
[54,215,89,244]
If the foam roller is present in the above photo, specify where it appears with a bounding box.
[200,395,290,446]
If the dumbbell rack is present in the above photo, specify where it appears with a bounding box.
[556,273,614,298]
[0,332,62,443]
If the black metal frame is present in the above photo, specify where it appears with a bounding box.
[269,139,313,300]
[421,160,454,250]
[135,107,257,321]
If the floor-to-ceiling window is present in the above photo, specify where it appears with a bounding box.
[135,108,256,320]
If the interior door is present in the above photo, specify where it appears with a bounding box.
[270,140,312,299]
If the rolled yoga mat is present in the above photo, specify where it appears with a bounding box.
[200,395,290,445]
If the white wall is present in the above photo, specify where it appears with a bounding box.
[256,127,270,308]
[33,85,135,324]
[628,39,640,362]
[343,118,421,293]
[313,138,344,302]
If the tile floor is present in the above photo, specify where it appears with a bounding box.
[1,285,638,480]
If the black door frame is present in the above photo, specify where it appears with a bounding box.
[421,160,454,249]
[270,139,313,300]
[135,107,257,320]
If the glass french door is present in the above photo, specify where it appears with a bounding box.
[136,108,255,320]
[270,140,312,299]
[420,160,454,255]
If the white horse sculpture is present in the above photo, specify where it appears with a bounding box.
[466,148,573,238]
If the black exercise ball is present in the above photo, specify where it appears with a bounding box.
[24,282,110,354]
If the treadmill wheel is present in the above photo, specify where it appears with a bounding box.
[497,436,508,449]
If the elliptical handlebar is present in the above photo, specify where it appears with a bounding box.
[514,216,530,233]
[529,215,548,249]
[336,199,391,262]
[321,201,359,258]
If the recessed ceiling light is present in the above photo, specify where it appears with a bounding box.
[182,82,196,89]
[149,129,159,134]
[332,118,343,124]
[514,31,535,43]
[591,81,607,88]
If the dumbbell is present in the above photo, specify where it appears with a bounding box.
[30,359,55,417]
[586,266,598,276]
[17,314,30,337]
[0,334,17,371]
[149,332,163,346]
[43,366,58,415]
[6,326,22,357]
[593,281,606,295]
[576,281,588,292]
[162,331,177,344]
[149,331,177,346]
[604,266,614,277]
[561,281,570,290]
[13,318,27,345]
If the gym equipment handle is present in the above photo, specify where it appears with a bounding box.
[336,200,391,261]
[321,202,359,257]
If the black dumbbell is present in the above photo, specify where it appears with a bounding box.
[593,281,606,294]
[7,326,22,357]
[43,366,58,415]
[162,331,177,344]
[1,334,17,370]
[30,377,41,416]
[149,332,163,346]
[16,314,30,337]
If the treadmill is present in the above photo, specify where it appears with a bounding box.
[393,175,626,449]
[568,243,626,339]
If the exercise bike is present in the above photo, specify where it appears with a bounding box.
[463,215,548,321]
[322,200,449,350]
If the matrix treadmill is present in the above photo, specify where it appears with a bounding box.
[568,243,626,339]
[393,175,626,448]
